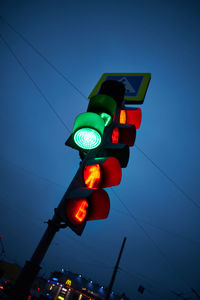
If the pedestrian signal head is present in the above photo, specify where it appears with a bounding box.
[83,157,122,189]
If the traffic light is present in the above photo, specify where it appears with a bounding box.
[100,107,142,168]
[56,156,121,235]
[109,108,142,147]
[61,79,145,235]
[65,80,125,152]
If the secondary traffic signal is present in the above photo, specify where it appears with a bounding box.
[101,107,141,168]
[56,155,122,235]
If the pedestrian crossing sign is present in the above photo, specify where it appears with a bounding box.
[88,73,151,104]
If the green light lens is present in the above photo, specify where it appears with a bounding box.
[74,128,102,150]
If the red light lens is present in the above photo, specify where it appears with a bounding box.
[120,126,136,146]
[84,164,101,189]
[112,128,119,143]
[66,198,88,225]
[119,108,142,129]
[87,189,110,221]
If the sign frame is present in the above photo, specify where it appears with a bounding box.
[88,73,151,104]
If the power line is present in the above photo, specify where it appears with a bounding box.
[111,187,191,290]
[2,155,199,247]
[1,16,199,213]
[0,15,88,102]
[0,17,198,292]
[135,145,200,209]
[0,33,70,133]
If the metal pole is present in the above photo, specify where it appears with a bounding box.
[106,237,127,300]
[8,213,62,300]
[191,288,200,299]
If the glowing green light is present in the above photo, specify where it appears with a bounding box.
[100,112,111,126]
[74,128,102,150]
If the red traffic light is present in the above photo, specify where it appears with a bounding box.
[66,198,89,225]
[119,108,142,129]
[112,126,136,146]
[65,189,110,225]
[83,157,121,189]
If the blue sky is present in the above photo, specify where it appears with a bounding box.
[0,1,200,299]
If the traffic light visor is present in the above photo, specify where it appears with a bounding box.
[87,189,110,221]
[73,112,105,150]
[88,94,117,122]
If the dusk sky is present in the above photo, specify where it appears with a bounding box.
[0,1,200,299]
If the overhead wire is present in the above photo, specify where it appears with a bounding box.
[1,16,198,212]
[135,145,200,209]
[0,15,88,102]
[110,188,190,289]
[0,33,70,133]
[1,158,195,298]
[1,156,200,247]
[0,17,198,292]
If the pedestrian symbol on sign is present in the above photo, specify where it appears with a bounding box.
[118,77,136,94]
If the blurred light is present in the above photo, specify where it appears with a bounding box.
[52,278,58,281]
[65,279,71,286]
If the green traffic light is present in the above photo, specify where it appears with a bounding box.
[72,112,105,150]
[74,128,101,150]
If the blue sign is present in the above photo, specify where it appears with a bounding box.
[89,73,151,104]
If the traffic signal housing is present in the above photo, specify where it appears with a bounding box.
[56,156,122,235]
[65,80,125,153]
[63,79,145,235]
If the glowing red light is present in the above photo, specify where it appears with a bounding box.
[66,198,89,225]
[119,108,142,129]
[0,235,3,238]
[112,128,119,143]
[75,200,88,222]
[84,164,101,188]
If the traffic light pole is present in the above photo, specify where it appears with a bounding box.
[8,213,65,300]
[106,237,127,300]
